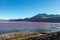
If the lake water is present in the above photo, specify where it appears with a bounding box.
[0,21,60,34]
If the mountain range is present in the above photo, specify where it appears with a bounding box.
[10,13,60,22]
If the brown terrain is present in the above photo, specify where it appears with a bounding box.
[0,31,60,40]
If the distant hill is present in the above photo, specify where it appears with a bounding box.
[10,13,60,22]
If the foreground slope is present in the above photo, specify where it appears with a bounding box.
[0,31,60,40]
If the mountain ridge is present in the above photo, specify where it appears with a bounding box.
[10,13,60,22]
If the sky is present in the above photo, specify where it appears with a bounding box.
[0,0,60,19]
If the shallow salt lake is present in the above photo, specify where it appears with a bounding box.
[0,21,60,34]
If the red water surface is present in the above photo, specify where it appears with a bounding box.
[0,22,51,29]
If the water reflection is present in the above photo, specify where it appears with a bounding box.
[0,27,59,34]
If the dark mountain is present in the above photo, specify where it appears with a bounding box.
[45,17,60,22]
[10,13,60,22]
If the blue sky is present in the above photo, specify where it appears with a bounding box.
[0,0,60,19]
